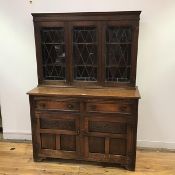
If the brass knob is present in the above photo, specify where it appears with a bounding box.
[68,104,73,109]
[77,129,80,135]
[120,105,127,111]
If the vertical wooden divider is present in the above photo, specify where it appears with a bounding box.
[79,100,85,158]
[56,135,61,150]
[36,117,41,149]
[76,113,80,156]
[105,137,110,159]
[84,117,89,158]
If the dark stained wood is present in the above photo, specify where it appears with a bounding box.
[28,11,141,171]
[29,94,139,170]
[86,100,133,113]
[39,129,77,135]
[1,141,175,174]
[109,138,126,155]
[40,133,56,149]
[89,137,105,153]
[32,11,141,23]
[32,11,140,87]
[88,120,127,134]
[56,135,61,150]
[40,118,76,131]
[60,135,76,151]
[35,99,80,111]
[105,137,110,155]
[39,149,78,159]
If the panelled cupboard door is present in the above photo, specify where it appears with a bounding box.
[102,21,139,86]
[69,21,102,85]
[83,115,134,165]
[34,21,69,85]
[36,112,80,159]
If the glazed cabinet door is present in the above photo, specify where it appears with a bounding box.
[102,21,139,86]
[69,21,102,85]
[34,21,69,84]
[36,112,80,159]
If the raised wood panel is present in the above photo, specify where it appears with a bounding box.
[40,118,76,131]
[36,111,80,120]
[88,121,127,134]
[40,133,56,150]
[86,153,127,164]
[60,135,76,151]
[109,138,126,155]
[30,95,139,170]
[88,137,105,154]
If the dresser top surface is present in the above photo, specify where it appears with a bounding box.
[27,86,140,99]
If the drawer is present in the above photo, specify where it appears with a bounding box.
[35,98,80,111]
[86,100,133,113]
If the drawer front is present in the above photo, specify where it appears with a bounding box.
[35,98,80,111]
[86,100,133,113]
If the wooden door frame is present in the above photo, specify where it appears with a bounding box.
[35,111,81,160]
[82,114,131,164]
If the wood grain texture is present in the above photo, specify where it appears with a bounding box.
[28,94,139,170]
[0,141,175,175]
[27,86,140,99]
[32,12,140,87]
[28,11,141,171]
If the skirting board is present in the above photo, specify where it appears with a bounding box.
[137,140,175,150]
[2,132,175,149]
[3,132,32,140]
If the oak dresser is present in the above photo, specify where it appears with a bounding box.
[28,11,141,171]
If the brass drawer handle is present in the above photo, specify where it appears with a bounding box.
[120,105,127,111]
[67,104,73,109]
[77,129,80,135]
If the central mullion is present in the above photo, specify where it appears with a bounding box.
[64,22,70,84]
[67,22,73,85]
[100,21,106,85]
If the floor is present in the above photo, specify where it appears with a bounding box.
[0,141,175,175]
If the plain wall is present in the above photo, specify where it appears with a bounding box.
[0,0,175,148]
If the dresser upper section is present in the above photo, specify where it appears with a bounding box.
[32,11,141,87]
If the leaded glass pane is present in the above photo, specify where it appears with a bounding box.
[41,28,66,80]
[106,26,132,82]
[73,27,97,81]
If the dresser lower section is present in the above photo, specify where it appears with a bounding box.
[29,95,139,171]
